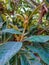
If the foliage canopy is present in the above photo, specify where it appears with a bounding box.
[0,0,49,65]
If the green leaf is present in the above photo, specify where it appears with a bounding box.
[43,43,49,53]
[26,46,37,53]
[27,44,49,64]
[20,54,30,65]
[30,61,42,65]
[45,0,49,6]
[2,29,22,34]
[34,43,49,64]
[10,55,18,65]
[22,49,42,65]
[46,0,49,3]
[46,11,49,21]
[0,42,22,65]
[0,16,3,23]
[0,16,3,28]
[26,47,42,65]
[24,36,49,43]
[5,61,10,65]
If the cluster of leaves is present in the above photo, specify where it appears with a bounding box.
[0,0,49,65]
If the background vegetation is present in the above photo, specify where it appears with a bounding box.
[0,0,49,65]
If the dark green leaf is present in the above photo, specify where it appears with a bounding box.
[46,11,49,21]
[0,16,3,23]
[26,46,37,53]
[34,43,49,64]
[10,55,18,65]
[43,43,49,53]
[46,0,49,3]
[26,46,42,65]
[20,54,30,65]
[26,44,49,64]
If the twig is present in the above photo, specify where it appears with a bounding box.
[28,2,44,20]
[20,15,28,41]
[31,0,39,6]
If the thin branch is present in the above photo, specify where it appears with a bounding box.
[31,0,39,6]
[25,0,35,8]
